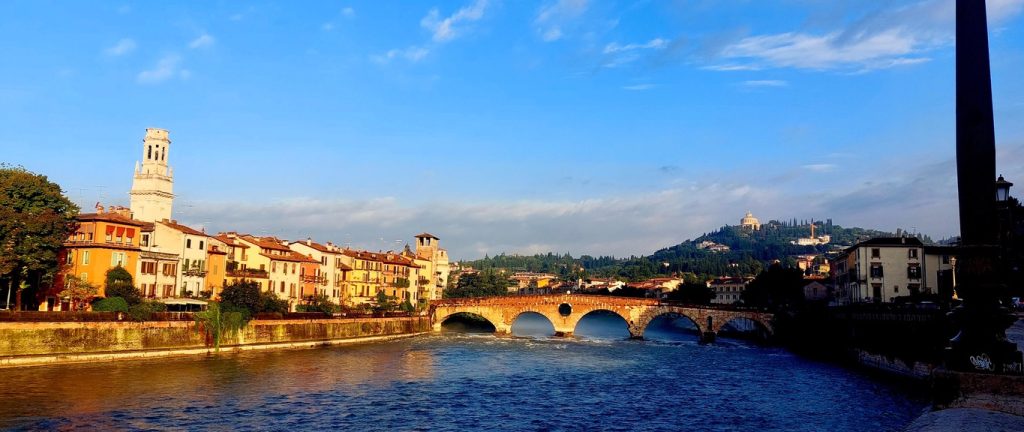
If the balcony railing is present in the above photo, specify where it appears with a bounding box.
[301,274,328,284]
[183,268,207,277]
[227,268,269,278]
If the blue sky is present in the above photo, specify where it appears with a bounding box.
[2,0,1024,259]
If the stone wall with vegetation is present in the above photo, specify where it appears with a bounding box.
[0,317,430,363]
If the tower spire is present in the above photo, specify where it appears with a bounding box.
[129,128,175,222]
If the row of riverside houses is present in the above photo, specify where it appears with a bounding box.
[41,128,449,312]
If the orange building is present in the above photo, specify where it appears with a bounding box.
[206,243,227,299]
[51,206,145,309]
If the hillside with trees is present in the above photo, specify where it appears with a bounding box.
[462,219,934,283]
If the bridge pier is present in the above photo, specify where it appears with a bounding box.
[554,331,573,338]
[698,331,716,344]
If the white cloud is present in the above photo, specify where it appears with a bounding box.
[342,7,355,18]
[718,29,927,71]
[137,55,185,84]
[420,0,488,42]
[802,163,836,172]
[188,34,215,49]
[603,38,667,54]
[742,80,788,87]
[372,46,430,64]
[706,0,1024,72]
[104,38,136,56]
[322,22,335,32]
[534,0,588,42]
[622,84,655,91]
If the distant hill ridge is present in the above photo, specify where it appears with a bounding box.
[463,219,934,282]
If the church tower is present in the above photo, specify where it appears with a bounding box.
[129,128,174,222]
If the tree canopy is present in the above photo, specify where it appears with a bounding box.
[104,266,139,304]
[0,165,79,310]
[444,270,512,298]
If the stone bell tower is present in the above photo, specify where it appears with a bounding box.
[129,128,174,222]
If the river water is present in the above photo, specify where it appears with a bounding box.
[0,314,927,431]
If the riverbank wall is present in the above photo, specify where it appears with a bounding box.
[0,316,431,367]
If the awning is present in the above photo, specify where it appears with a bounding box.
[159,298,209,306]
[126,228,136,238]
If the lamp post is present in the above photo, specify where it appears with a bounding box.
[946,1,1023,375]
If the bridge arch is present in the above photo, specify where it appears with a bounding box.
[718,315,774,340]
[437,312,498,333]
[572,309,632,339]
[509,310,556,337]
[632,308,704,340]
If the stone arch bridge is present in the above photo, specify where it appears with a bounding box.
[430,294,774,343]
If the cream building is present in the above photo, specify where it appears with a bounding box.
[129,128,174,223]
[409,233,450,303]
[830,237,955,304]
[740,212,761,230]
[289,239,349,304]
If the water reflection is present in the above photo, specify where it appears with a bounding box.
[440,312,496,333]
[0,327,927,431]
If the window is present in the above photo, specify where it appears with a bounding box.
[183,258,191,270]
[908,249,918,259]
[272,262,277,273]
[65,251,74,265]
[111,252,125,267]
[141,234,149,247]
[162,263,177,276]
[870,264,884,278]
[894,285,900,293]
[82,251,90,265]
[142,262,156,274]
[186,239,192,249]
[280,281,285,293]
[942,255,950,265]
[199,241,204,250]
[907,265,921,279]
[87,232,93,241]
[106,232,112,242]
[292,263,296,274]
[871,248,880,258]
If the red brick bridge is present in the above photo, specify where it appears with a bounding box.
[430,294,774,342]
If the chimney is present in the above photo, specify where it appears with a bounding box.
[95,203,104,214]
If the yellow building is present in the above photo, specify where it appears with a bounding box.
[206,242,227,299]
[341,249,383,305]
[51,205,145,309]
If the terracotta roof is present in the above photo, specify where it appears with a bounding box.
[341,249,382,261]
[75,212,146,227]
[291,239,341,254]
[414,232,439,239]
[140,222,156,232]
[214,234,250,248]
[240,235,291,252]
[159,220,207,237]
[207,245,228,255]
[260,251,319,263]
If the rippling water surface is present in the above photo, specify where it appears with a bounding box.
[0,315,927,431]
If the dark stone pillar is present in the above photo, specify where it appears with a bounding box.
[947,0,1023,375]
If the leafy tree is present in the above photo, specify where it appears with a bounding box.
[92,296,129,313]
[401,299,415,313]
[260,291,289,314]
[0,165,79,310]
[374,291,397,313]
[666,282,715,305]
[298,293,338,315]
[444,270,511,298]
[741,264,806,309]
[62,275,98,311]
[104,266,140,304]
[194,302,247,351]
[219,280,262,314]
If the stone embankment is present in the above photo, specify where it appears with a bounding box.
[0,316,430,367]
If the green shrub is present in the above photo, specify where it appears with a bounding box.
[220,280,262,314]
[127,301,167,321]
[259,292,289,314]
[301,293,339,315]
[93,296,129,313]
[104,267,140,305]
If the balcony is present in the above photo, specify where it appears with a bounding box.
[227,268,269,279]
[183,268,207,277]
[301,274,328,284]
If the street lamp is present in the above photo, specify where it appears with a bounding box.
[996,175,1013,203]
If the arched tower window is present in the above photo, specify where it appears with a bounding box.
[147,145,152,160]
[161,148,165,161]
